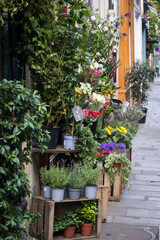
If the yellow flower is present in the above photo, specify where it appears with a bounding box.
[110,90,115,95]
[105,127,112,135]
[107,104,110,108]
[108,125,113,131]
[116,127,123,133]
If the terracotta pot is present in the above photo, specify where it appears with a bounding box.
[113,163,121,171]
[81,223,93,236]
[64,226,76,238]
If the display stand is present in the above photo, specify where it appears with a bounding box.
[29,196,102,240]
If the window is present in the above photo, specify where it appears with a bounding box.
[0,13,25,81]
[109,0,114,10]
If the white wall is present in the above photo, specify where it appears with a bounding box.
[134,0,143,61]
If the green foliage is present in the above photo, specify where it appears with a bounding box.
[104,152,132,188]
[82,165,100,186]
[49,164,69,188]
[76,200,98,224]
[0,79,48,239]
[54,211,80,233]
[39,166,49,185]
[0,0,28,26]
[76,124,99,165]
[68,163,86,189]
[125,60,155,105]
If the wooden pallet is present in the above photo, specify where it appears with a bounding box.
[96,185,108,222]
[29,196,102,240]
[98,170,121,202]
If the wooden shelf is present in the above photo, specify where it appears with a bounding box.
[32,145,81,154]
[29,196,102,240]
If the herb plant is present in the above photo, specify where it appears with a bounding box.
[49,164,69,189]
[54,212,80,233]
[68,163,86,189]
[76,201,98,224]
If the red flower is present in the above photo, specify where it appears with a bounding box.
[115,151,119,154]
[101,155,104,157]
[104,151,110,154]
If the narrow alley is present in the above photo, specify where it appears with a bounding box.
[95,78,160,239]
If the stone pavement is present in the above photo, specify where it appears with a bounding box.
[91,77,160,239]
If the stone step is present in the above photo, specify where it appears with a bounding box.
[107,215,160,226]
[123,189,160,197]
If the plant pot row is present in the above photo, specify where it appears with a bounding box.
[43,185,98,201]
[63,223,94,238]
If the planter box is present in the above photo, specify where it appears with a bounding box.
[29,196,102,240]
[98,170,121,202]
[96,185,108,223]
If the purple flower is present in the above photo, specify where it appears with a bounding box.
[122,33,127,37]
[125,12,131,17]
[100,142,128,153]
[114,21,120,28]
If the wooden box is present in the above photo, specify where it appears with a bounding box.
[96,185,108,222]
[29,196,102,240]
[99,170,121,202]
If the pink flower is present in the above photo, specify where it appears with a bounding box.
[84,66,88,69]
[94,70,100,76]
[88,70,93,74]
[101,155,104,157]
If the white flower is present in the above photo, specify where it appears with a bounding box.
[91,93,106,110]
[79,82,92,95]
[90,15,96,21]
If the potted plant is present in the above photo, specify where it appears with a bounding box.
[76,200,98,237]
[82,165,100,199]
[68,163,86,200]
[39,167,51,198]
[49,164,69,201]
[53,212,80,238]
[63,115,78,150]
[125,60,154,123]
[104,152,132,189]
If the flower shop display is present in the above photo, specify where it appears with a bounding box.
[49,164,69,201]
[39,167,51,198]
[76,200,99,237]
[54,212,80,238]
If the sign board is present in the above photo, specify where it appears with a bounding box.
[72,105,84,122]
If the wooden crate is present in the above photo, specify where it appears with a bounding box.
[98,170,121,202]
[29,196,102,240]
[127,148,132,162]
[96,185,108,223]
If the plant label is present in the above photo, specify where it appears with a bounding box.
[72,106,84,122]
